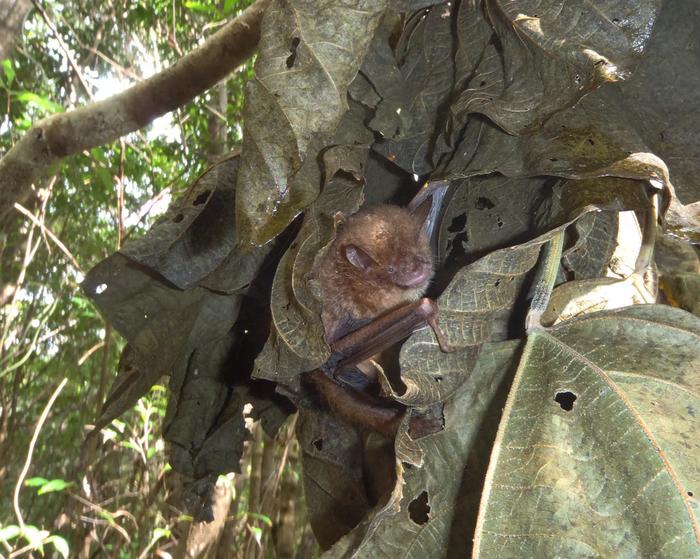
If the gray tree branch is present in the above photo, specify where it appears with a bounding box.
[0,0,269,224]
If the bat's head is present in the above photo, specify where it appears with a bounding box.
[338,204,434,294]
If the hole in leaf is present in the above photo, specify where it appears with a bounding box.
[447,231,468,262]
[475,197,495,210]
[173,213,184,223]
[409,491,430,525]
[554,391,577,411]
[286,36,300,68]
[193,190,211,205]
[312,438,323,451]
[447,213,466,233]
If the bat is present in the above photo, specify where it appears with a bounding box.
[305,180,452,437]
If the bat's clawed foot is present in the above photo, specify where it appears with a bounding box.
[416,298,455,353]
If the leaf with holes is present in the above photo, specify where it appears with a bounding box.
[473,305,700,558]
[235,0,387,245]
[323,341,520,557]
[437,175,649,282]
[120,157,265,293]
[297,408,386,550]
[387,205,637,410]
[445,0,661,136]
[382,238,545,408]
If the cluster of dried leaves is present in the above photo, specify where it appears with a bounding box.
[83,0,699,556]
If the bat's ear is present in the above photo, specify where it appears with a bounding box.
[344,244,375,271]
[409,180,449,239]
[333,211,346,229]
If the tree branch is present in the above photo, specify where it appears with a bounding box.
[0,0,270,223]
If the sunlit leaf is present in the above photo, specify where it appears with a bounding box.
[24,477,49,487]
[473,305,700,558]
[15,91,62,114]
[21,525,49,550]
[37,479,75,495]
[184,1,215,14]
[2,59,15,85]
[152,527,171,541]
[46,535,69,559]
[0,525,20,542]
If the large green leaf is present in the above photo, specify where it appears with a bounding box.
[473,305,700,558]
[390,238,544,407]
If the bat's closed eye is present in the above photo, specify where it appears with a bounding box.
[344,244,375,271]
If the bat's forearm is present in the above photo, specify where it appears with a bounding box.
[304,369,403,437]
[305,369,444,440]
[331,298,453,373]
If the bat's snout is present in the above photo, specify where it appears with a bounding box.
[395,262,432,289]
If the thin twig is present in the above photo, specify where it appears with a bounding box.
[117,139,126,247]
[14,202,83,274]
[78,341,105,366]
[30,0,93,99]
[13,377,68,532]
[0,217,41,354]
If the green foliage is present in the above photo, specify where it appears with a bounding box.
[25,477,75,495]
[0,0,255,556]
[0,524,69,558]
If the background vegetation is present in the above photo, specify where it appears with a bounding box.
[1,1,312,557]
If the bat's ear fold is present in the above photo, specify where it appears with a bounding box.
[344,244,375,271]
[411,197,432,227]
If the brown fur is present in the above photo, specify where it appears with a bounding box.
[316,204,433,343]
